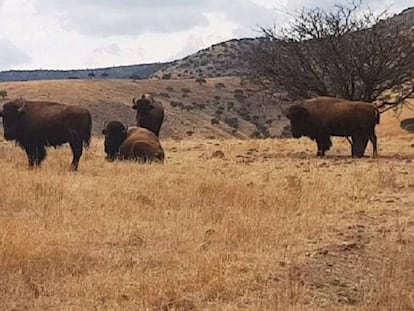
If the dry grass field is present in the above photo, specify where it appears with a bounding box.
[0,79,414,310]
[0,132,414,310]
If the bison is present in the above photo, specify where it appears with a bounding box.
[0,98,92,170]
[132,94,164,137]
[102,121,164,163]
[286,96,380,157]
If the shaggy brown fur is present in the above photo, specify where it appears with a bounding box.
[102,121,164,163]
[0,98,92,170]
[132,94,164,137]
[287,96,379,157]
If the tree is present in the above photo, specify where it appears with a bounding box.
[87,72,96,79]
[246,2,414,102]
[100,72,109,78]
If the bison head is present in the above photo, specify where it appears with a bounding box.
[102,121,128,161]
[132,94,154,114]
[286,105,310,138]
[0,99,25,141]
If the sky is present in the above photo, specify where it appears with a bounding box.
[0,0,412,71]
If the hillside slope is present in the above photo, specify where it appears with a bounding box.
[0,78,289,139]
[0,78,413,142]
[151,7,414,81]
[150,38,259,80]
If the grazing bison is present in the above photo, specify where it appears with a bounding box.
[102,121,164,163]
[286,96,380,157]
[132,94,164,136]
[0,98,92,170]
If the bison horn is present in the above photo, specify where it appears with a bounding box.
[132,97,137,105]
[124,123,128,130]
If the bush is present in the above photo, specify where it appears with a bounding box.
[170,101,184,108]
[195,77,207,85]
[159,92,170,98]
[130,74,142,80]
[166,86,174,92]
[215,82,226,89]
[0,90,8,99]
[162,73,172,80]
[224,117,239,129]
[211,118,220,125]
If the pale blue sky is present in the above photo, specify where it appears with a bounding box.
[0,0,412,70]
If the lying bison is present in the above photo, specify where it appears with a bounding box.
[132,94,164,137]
[0,98,92,170]
[286,96,380,157]
[102,121,164,163]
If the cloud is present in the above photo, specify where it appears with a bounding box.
[0,38,31,70]
[33,0,209,36]
[93,43,121,56]
[0,0,412,70]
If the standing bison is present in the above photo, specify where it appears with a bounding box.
[286,96,380,157]
[132,94,164,136]
[0,98,92,170]
[102,121,164,163]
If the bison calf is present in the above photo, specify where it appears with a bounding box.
[286,96,380,158]
[102,121,164,163]
[0,98,92,170]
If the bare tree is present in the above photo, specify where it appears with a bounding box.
[246,2,414,102]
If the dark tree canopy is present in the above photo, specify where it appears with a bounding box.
[246,2,414,102]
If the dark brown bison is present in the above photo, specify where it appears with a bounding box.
[286,96,380,157]
[132,94,164,136]
[102,121,164,163]
[0,98,92,170]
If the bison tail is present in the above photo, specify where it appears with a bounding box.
[83,113,92,149]
[375,108,380,124]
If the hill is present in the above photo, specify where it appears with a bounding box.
[0,63,166,82]
[151,7,414,81]
[150,38,260,80]
[0,78,291,139]
[1,78,413,141]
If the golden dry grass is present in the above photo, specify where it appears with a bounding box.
[0,134,413,310]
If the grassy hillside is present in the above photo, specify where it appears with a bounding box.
[150,38,259,80]
[0,136,413,310]
[0,78,290,139]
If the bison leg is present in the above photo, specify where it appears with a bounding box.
[69,141,83,171]
[316,136,332,157]
[351,136,368,158]
[368,133,378,158]
[25,145,46,168]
